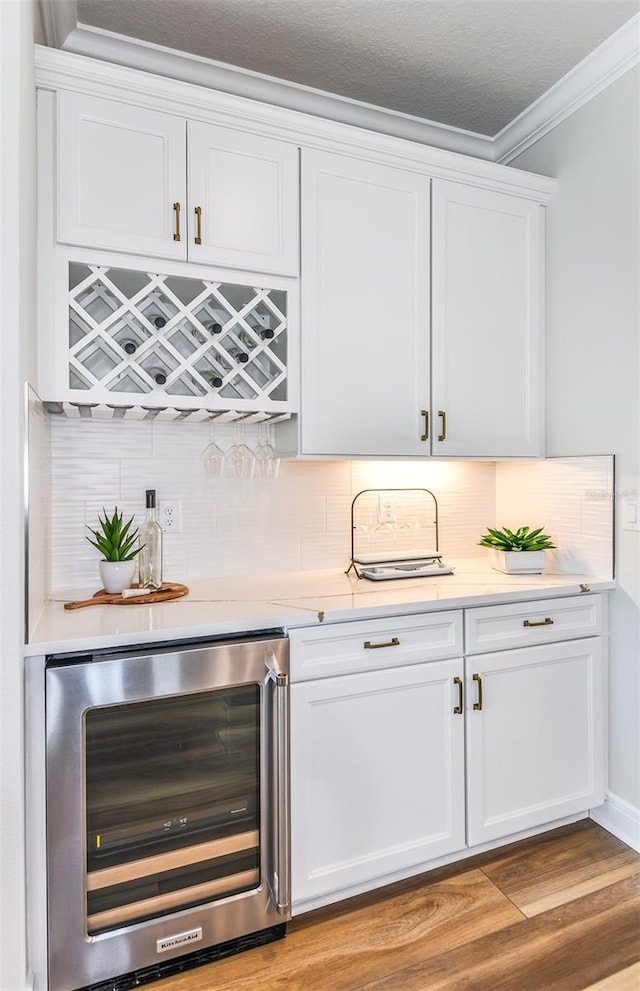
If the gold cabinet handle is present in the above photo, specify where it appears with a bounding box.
[453,676,463,715]
[173,202,181,242]
[194,205,202,245]
[420,409,429,442]
[437,410,447,442]
[472,673,483,711]
[523,617,554,627]
[363,637,400,650]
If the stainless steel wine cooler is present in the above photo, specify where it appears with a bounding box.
[43,633,289,991]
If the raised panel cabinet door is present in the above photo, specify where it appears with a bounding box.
[300,149,430,457]
[188,121,299,275]
[431,180,544,457]
[290,660,465,909]
[57,92,187,259]
[465,638,604,847]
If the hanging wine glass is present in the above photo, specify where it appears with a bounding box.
[201,420,226,478]
[255,422,280,480]
[225,421,254,478]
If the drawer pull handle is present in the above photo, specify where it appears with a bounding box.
[523,617,554,628]
[363,637,400,650]
[173,201,181,241]
[453,676,463,715]
[473,673,483,711]
[194,205,203,245]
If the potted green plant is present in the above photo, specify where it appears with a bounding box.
[479,525,555,575]
[86,507,142,593]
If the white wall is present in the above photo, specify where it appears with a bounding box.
[0,2,37,989]
[511,67,640,836]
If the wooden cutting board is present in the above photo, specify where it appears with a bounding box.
[64,582,189,610]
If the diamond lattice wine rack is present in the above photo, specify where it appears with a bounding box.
[66,262,291,413]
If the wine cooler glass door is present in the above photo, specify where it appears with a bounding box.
[45,635,289,991]
[85,683,261,934]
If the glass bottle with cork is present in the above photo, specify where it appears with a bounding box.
[138,489,163,590]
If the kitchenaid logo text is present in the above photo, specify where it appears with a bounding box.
[157,928,203,953]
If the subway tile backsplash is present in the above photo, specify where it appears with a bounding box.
[45,414,614,592]
[48,417,494,590]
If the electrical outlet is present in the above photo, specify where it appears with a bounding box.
[378,494,396,524]
[159,499,182,534]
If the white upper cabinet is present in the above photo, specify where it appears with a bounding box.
[300,148,430,457]
[57,92,187,260]
[188,122,299,275]
[56,93,299,276]
[299,154,546,459]
[431,180,544,458]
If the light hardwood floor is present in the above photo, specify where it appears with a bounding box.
[154,820,640,991]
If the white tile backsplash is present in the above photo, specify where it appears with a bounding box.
[495,457,614,578]
[45,414,614,591]
[48,417,496,590]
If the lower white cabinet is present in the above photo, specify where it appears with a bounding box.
[290,659,466,905]
[465,638,605,846]
[290,597,605,912]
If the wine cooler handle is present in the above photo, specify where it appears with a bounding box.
[271,669,290,915]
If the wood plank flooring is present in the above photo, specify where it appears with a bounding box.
[154,821,640,991]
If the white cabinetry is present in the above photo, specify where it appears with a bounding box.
[188,121,298,275]
[299,151,545,458]
[290,613,465,908]
[291,660,465,904]
[300,149,430,457]
[465,637,604,845]
[58,92,186,260]
[56,92,299,275]
[290,594,605,913]
[464,593,605,845]
[431,180,544,457]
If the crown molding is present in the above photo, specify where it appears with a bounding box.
[495,13,640,164]
[56,23,495,161]
[34,45,556,202]
[38,0,77,50]
[37,6,639,168]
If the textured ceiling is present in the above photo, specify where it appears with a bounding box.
[76,0,638,135]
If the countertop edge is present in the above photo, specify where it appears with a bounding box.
[24,575,615,657]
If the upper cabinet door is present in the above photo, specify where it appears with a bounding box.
[188,122,299,276]
[300,149,430,457]
[431,181,545,458]
[57,92,187,260]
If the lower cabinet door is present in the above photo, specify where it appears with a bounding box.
[291,659,465,907]
[465,638,604,846]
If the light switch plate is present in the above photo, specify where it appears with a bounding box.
[622,494,640,532]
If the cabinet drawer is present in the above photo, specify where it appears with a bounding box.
[289,611,463,681]
[465,594,604,654]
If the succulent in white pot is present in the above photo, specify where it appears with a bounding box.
[86,508,142,593]
[479,526,556,575]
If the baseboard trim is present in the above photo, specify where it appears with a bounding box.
[590,792,640,852]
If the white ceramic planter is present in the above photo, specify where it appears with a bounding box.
[490,549,546,575]
[99,559,136,593]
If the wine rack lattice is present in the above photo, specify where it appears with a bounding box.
[68,263,289,406]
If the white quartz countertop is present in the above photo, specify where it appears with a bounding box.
[26,560,614,656]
